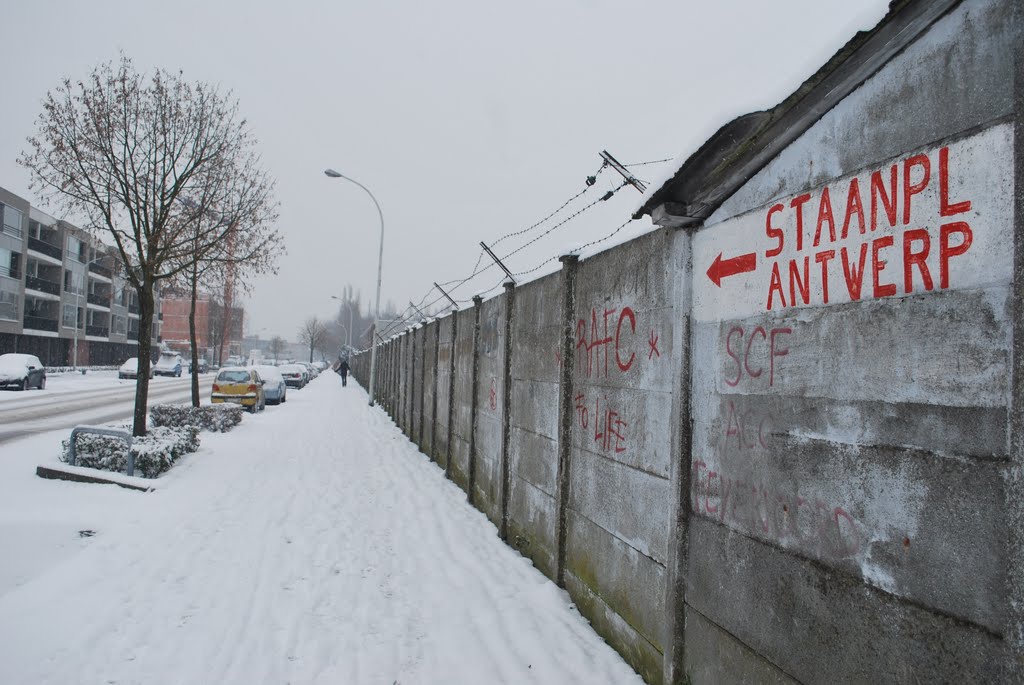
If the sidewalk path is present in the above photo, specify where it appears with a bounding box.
[0,373,644,685]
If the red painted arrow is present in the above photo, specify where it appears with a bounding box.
[706,251,756,287]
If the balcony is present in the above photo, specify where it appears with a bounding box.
[87,292,111,307]
[23,315,59,332]
[88,261,113,279]
[27,237,63,261]
[86,325,109,338]
[26,275,61,296]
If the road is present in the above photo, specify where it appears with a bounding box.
[0,374,215,445]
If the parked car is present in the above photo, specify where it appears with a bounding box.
[279,364,307,389]
[153,353,183,377]
[188,358,210,373]
[118,357,153,380]
[211,367,266,413]
[0,353,46,390]
[253,365,287,405]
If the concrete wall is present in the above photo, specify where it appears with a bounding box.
[449,306,476,493]
[474,295,505,523]
[507,273,562,578]
[355,2,1022,682]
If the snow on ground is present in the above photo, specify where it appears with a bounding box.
[0,369,193,405]
[0,373,644,684]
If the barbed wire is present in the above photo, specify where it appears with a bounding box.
[363,160,650,343]
[623,157,673,167]
[434,162,606,292]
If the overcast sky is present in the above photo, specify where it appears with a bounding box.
[0,0,889,343]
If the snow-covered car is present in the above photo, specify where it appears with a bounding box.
[253,365,287,405]
[279,364,307,389]
[118,357,153,380]
[188,358,210,373]
[0,353,46,390]
[153,353,183,377]
[211,366,266,413]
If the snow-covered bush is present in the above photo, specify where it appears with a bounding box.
[130,425,200,478]
[60,430,131,473]
[150,404,244,432]
[60,425,200,479]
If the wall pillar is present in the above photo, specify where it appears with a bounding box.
[418,324,427,448]
[466,297,482,495]
[664,229,695,685]
[447,306,463,482]
[1006,10,1024,676]
[499,282,515,541]
[554,254,579,587]
[431,321,441,462]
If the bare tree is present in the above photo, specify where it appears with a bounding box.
[20,55,276,434]
[298,317,328,364]
[269,336,286,363]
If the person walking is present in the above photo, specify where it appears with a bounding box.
[338,357,350,387]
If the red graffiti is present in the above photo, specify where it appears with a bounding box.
[724,400,771,450]
[576,306,636,378]
[762,145,974,310]
[575,392,628,453]
[648,330,660,359]
[691,461,861,559]
[488,378,497,411]
[724,326,791,388]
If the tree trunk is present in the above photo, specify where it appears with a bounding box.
[189,263,201,407]
[309,343,314,363]
[132,281,156,437]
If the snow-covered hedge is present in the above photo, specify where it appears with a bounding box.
[60,425,200,479]
[150,404,244,433]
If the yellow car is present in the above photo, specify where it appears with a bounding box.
[211,367,266,413]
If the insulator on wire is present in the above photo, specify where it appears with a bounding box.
[585,175,597,186]
[600,190,614,201]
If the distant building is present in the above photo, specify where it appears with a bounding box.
[160,290,244,365]
[0,185,161,366]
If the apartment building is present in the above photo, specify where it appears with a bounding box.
[159,290,245,365]
[0,185,161,367]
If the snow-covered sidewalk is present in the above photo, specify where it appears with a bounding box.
[0,374,643,684]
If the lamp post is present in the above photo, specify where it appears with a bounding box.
[330,295,354,348]
[325,168,384,406]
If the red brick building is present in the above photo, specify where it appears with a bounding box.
[159,292,244,364]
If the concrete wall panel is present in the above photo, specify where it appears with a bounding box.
[508,273,562,574]
[475,296,505,522]
[450,307,476,491]
[686,517,1011,683]
[434,316,454,467]
[421,320,438,459]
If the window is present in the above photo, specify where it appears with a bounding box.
[113,315,126,335]
[0,282,17,321]
[64,269,85,295]
[1,204,23,239]
[62,303,81,329]
[0,247,20,279]
[67,236,85,263]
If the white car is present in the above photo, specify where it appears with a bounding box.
[253,365,287,405]
[153,353,183,377]
[0,353,46,390]
[118,357,153,379]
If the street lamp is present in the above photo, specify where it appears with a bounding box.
[330,295,354,348]
[324,168,384,406]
